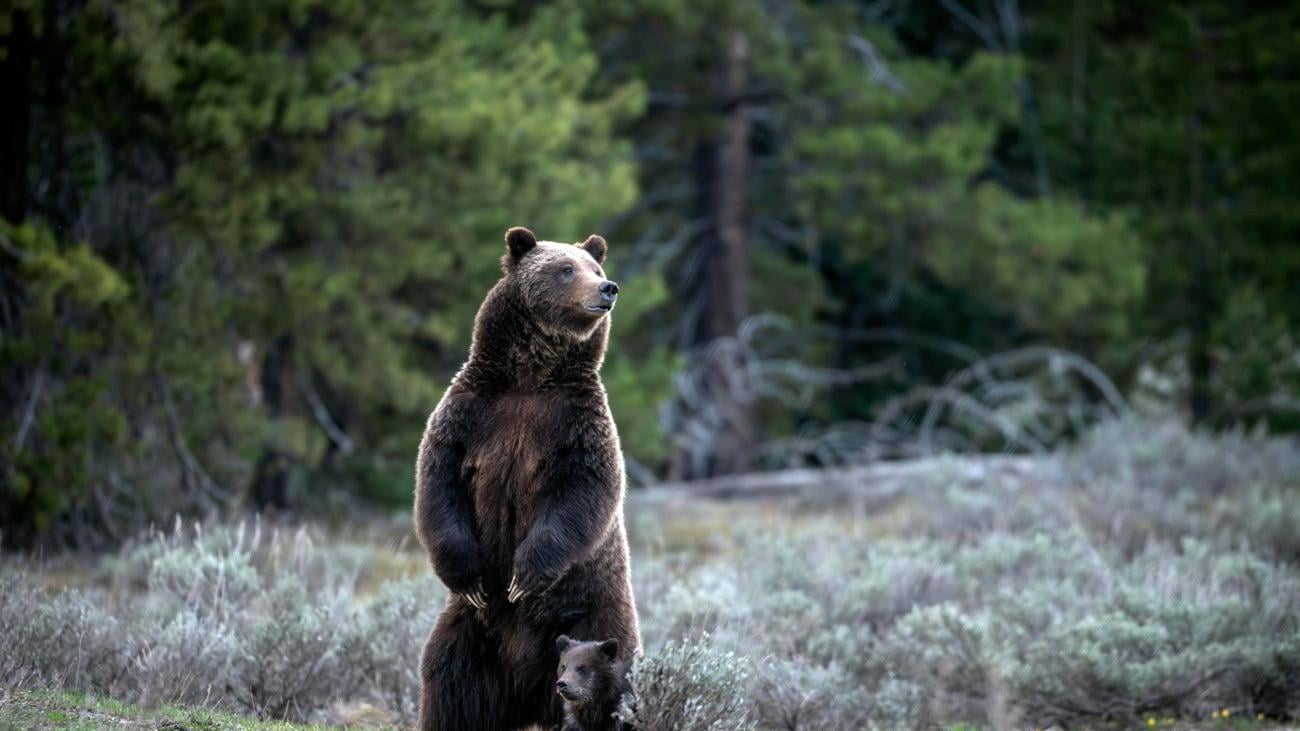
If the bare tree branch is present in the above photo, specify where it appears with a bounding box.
[11,366,44,453]
[296,372,354,456]
[156,373,230,509]
[846,34,906,94]
[939,0,1001,50]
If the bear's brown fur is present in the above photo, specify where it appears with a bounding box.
[414,227,640,730]
[555,635,632,731]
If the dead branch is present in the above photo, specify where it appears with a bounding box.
[296,372,354,456]
[155,373,230,509]
[846,35,906,93]
[11,366,45,453]
[662,314,1129,472]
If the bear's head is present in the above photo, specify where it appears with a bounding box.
[554,634,622,705]
[501,226,619,340]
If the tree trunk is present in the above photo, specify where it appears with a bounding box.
[1185,10,1216,424]
[707,31,752,345]
[0,10,31,225]
[676,30,755,478]
[0,12,35,542]
[251,335,294,511]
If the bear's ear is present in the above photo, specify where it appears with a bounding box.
[598,639,620,661]
[505,227,538,261]
[556,635,575,654]
[579,234,607,265]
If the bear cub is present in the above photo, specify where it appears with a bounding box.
[555,635,632,731]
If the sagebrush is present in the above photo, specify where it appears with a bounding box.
[2,420,1298,728]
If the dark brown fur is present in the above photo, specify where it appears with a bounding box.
[555,635,632,731]
[414,227,639,730]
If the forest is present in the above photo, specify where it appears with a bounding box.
[3,0,1299,544]
[2,1,1300,729]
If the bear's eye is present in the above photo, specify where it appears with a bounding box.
[560,664,566,672]
[577,666,588,674]
[562,265,574,276]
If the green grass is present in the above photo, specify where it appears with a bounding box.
[0,690,351,731]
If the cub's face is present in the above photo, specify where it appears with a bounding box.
[554,635,621,704]
[503,227,619,340]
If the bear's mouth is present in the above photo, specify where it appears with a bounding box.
[584,303,614,313]
[557,687,583,702]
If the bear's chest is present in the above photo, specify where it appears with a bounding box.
[467,392,554,474]
[463,392,564,529]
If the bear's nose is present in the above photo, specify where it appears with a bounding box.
[599,280,619,301]
[556,679,569,690]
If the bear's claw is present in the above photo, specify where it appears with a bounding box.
[507,575,527,603]
[463,581,487,609]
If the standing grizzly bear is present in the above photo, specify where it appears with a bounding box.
[414,227,641,730]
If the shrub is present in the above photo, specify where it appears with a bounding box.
[873,604,1000,727]
[755,657,871,730]
[0,573,135,695]
[229,576,351,721]
[1071,418,1300,496]
[339,576,444,724]
[1009,594,1257,724]
[618,634,755,731]
[132,608,237,707]
[1,523,444,724]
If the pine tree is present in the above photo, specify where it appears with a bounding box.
[1,0,644,545]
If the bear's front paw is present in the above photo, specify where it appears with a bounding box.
[506,569,557,604]
[459,579,488,609]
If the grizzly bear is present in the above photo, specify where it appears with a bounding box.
[414,227,641,730]
[555,635,633,731]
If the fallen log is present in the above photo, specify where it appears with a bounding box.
[639,454,1066,502]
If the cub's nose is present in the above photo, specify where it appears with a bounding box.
[599,280,619,301]
[556,680,569,691]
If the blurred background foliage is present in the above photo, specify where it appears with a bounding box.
[2,0,1298,547]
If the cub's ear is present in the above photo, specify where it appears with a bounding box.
[598,638,620,660]
[579,234,607,265]
[505,227,538,261]
[556,635,575,654]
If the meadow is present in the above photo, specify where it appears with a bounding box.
[3,418,1299,730]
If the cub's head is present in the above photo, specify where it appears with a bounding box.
[555,634,622,704]
[502,226,618,340]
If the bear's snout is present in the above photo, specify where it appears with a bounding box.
[599,280,619,302]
